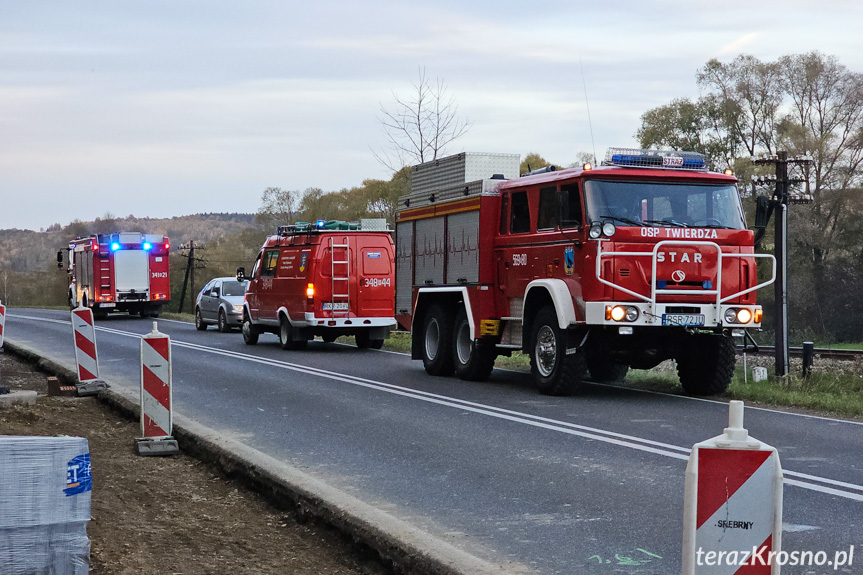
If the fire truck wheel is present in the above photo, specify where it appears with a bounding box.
[322,334,337,343]
[586,352,629,382]
[530,306,586,396]
[676,334,735,395]
[279,316,307,350]
[453,308,495,381]
[242,317,259,345]
[195,308,207,330]
[421,304,455,376]
[217,309,230,333]
[355,331,384,350]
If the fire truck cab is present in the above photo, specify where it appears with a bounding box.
[397,150,775,396]
[239,219,397,349]
[61,232,171,318]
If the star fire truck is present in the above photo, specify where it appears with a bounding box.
[396,150,775,396]
[59,232,171,318]
[238,219,397,349]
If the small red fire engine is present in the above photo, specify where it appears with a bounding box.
[396,150,775,395]
[238,219,397,349]
[60,232,171,318]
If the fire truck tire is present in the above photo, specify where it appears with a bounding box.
[530,306,586,396]
[322,334,337,343]
[355,331,384,350]
[279,316,308,350]
[421,304,455,377]
[217,309,230,333]
[195,308,207,330]
[453,308,495,381]
[676,334,735,395]
[586,353,629,382]
[242,317,260,345]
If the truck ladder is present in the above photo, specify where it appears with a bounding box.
[99,257,111,291]
[329,237,351,317]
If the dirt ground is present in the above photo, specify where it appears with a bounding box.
[0,351,392,575]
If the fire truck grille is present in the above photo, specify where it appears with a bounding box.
[665,306,701,314]
[619,269,630,277]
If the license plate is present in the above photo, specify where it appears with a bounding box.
[100,303,115,308]
[662,314,705,326]
[322,302,349,311]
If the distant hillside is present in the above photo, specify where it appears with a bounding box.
[0,213,261,308]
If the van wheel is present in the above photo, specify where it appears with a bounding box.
[217,309,230,333]
[453,308,495,381]
[530,306,586,396]
[195,308,207,331]
[279,316,307,350]
[355,332,383,350]
[677,334,735,395]
[242,316,260,345]
[421,304,454,376]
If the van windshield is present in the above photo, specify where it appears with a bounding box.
[583,180,746,230]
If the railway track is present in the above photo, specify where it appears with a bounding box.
[737,345,863,361]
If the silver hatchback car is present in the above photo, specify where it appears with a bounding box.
[195,277,248,332]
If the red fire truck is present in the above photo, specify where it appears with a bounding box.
[396,150,775,395]
[238,219,397,349]
[60,232,171,318]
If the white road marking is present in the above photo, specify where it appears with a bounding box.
[10,312,863,502]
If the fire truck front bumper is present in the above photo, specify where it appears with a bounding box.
[584,302,763,330]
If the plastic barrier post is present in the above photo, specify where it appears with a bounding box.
[137,322,179,456]
[683,400,783,574]
[70,305,109,396]
[0,299,6,349]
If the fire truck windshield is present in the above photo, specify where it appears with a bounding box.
[583,180,746,230]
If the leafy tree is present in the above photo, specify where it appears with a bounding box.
[520,152,552,175]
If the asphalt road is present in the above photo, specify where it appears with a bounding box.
[5,309,863,574]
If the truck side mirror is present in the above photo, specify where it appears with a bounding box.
[236,267,246,281]
[57,250,64,269]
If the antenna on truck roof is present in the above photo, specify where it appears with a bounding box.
[579,56,598,166]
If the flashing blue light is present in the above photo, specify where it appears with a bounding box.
[316,220,326,228]
[703,280,713,289]
[110,242,121,251]
[683,157,705,169]
[657,280,668,289]
[143,242,152,251]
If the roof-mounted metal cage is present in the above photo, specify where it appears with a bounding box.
[277,218,390,236]
[604,148,707,171]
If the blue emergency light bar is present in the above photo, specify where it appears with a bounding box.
[605,148,707,171]
[143,242,152,251]
[111,242,121,251]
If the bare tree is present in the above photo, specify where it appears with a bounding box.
[375,67,470,171]
[256,187,299,231]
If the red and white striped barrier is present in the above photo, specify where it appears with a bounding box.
[137,322,178,456]
[71,306,100,382]
[0,300,6,348]
[683,401,783,575]
[70,306,109,396]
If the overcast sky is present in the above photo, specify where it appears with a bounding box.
[2,1,862,231]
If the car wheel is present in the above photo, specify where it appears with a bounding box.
[421,304,454,376]
[530,306,587,396]
[453,308,495,381]
[218,309,229,333]
[195,308,207,331]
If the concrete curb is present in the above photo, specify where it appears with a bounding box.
[4,340,520,575]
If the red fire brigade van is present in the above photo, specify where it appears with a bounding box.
[60,232,171,318]
[396,150,775,396]
[238,220,397,349]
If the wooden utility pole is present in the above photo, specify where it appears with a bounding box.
[177,241,206,313]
